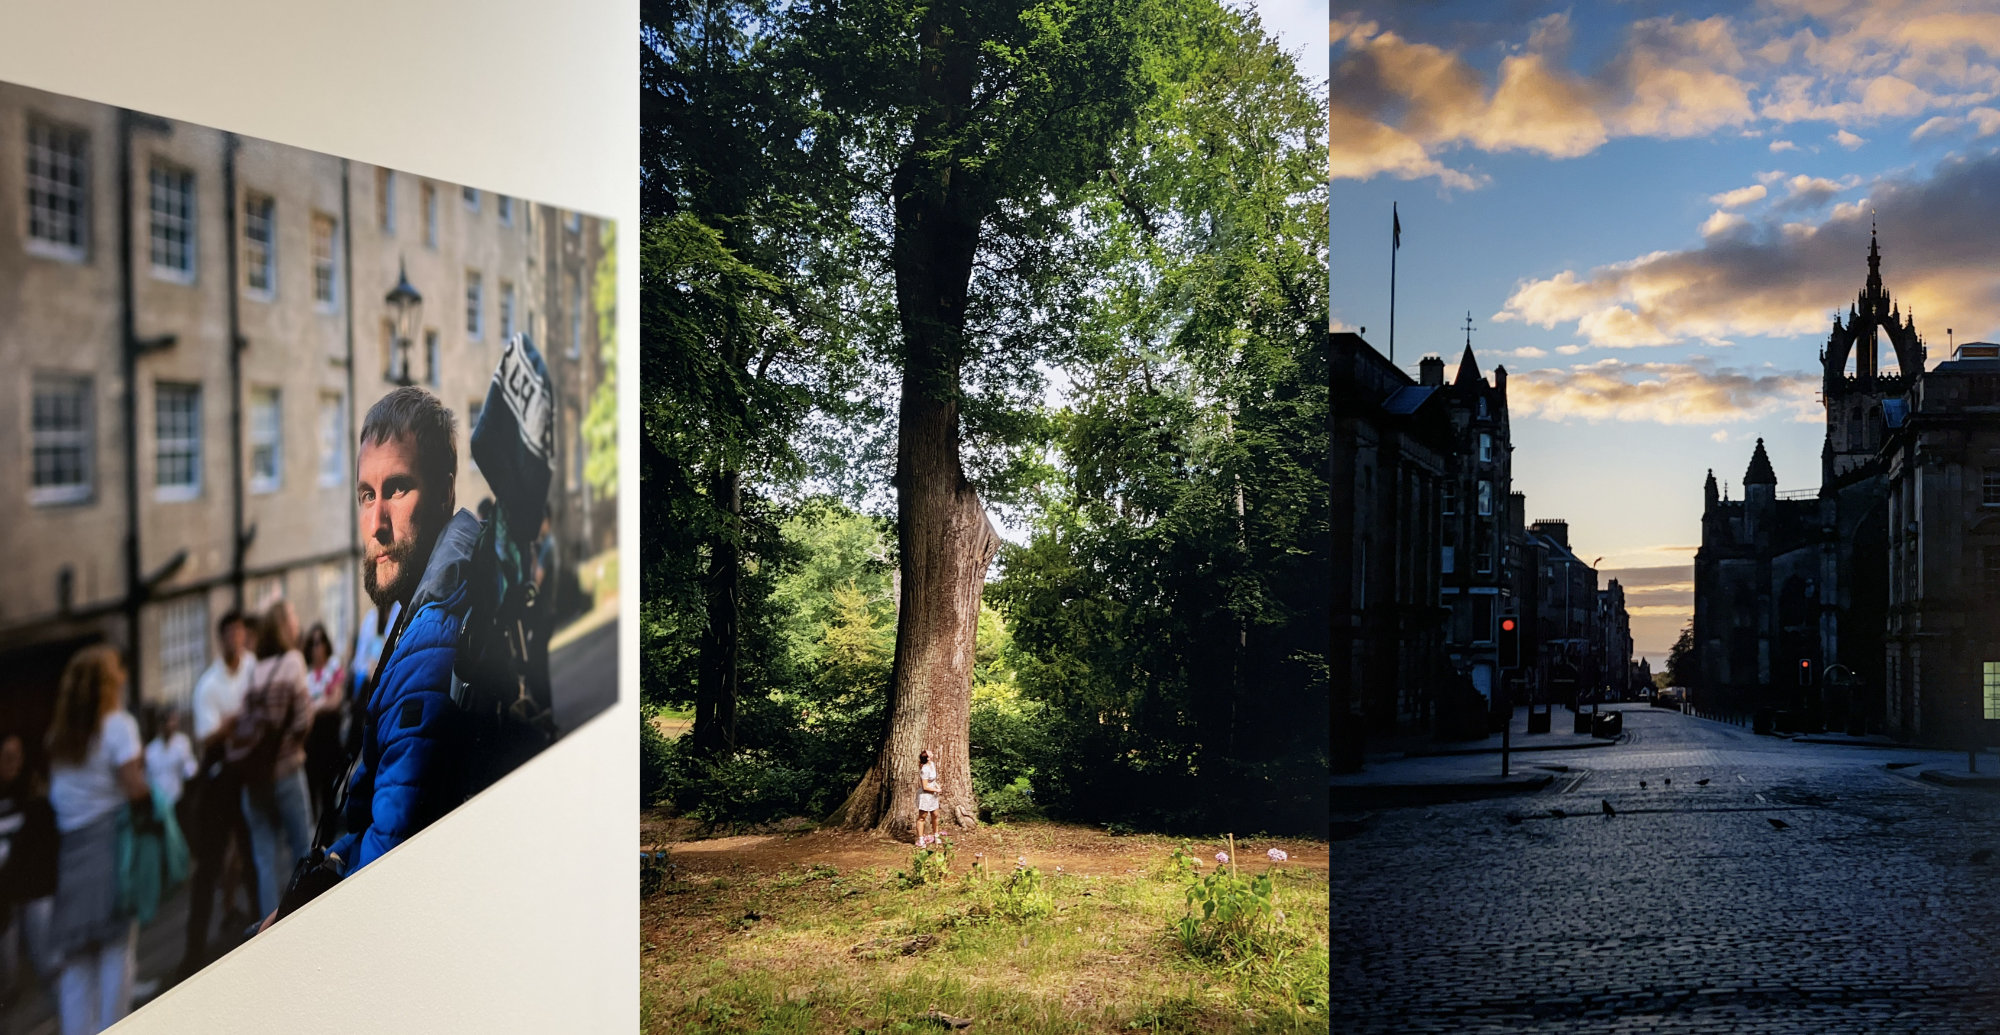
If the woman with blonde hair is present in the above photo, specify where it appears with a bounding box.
[44,644,147,1035]
[224,600,314,920]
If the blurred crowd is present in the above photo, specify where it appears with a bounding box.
[0,596,398,1035]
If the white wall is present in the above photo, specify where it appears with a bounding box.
[0,1,637,1031]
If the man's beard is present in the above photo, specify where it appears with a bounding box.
[364,531,427,609]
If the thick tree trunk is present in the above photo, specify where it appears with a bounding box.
[692,468,741,754]
[832,10,993,838]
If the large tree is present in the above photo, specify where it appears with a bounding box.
[794,0,1200,837]
[993,6,1330,833]
[641,0,881,752]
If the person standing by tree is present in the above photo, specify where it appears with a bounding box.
[915,749,940,847]
[44,646,148,1035]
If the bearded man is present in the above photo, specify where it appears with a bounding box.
[321,386,482,878]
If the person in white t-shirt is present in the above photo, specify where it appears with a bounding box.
[178,609,257,981]
[916,748,941,848]
[142,708,197,808]
[44,645,149,1035]
[190,611,253,745]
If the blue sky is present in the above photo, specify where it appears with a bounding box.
[1332,0,2000,663]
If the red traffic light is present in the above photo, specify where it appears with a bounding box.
[1800,659,1810,668]
[1501,618,1517,632]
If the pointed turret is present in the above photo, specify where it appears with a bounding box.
[1454,343,1482,388]
[1866,224,1883,296]
[1744,438,1777,486]
[1704,468,1719,509]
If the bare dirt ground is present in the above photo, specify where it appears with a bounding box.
[641,810,1330,879]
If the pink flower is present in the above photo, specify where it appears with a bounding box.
[1215,851,1229,865]
[1267,848,1288,863]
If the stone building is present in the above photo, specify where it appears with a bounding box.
[1692,231,1939,732]
[1597,579,1633,697]
[1525,519,1600,704]
[1428,343,1516,703]
[1331,330,1454,768]
[1882,342,2000,743]
[1692,442,1829,712]
[0,81,612,729]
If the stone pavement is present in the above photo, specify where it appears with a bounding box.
[1333,706,2000,1033]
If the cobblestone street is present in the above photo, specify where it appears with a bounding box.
[1333,706,2000,1033]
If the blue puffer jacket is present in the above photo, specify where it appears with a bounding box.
[329,510,482,875]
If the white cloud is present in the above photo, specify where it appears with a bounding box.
[1506,357,1819,425]
[1834,128,1868,148]
[1770,139,1803,152]
[1702,209,1752,237]
[1710,184,1770,208]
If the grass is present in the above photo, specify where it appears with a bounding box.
[640,828,1329,1033]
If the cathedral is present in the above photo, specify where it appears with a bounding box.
[1694,230,2000,745]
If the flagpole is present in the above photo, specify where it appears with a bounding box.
[1389,203,1399,364]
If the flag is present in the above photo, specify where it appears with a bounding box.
[1393,203,1401,250]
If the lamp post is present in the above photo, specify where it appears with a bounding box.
[385,258,423,387]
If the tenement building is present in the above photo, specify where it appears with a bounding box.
[1430,342,1515,705]
[0,81,612,729]
[1335,328,1633,764]
[1332,331,1452,769]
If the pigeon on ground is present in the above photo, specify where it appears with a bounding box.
[1974,849,1994,864]
[1696,779,1711,786]
[1664,778,1671,786]
[1640,780,1647,789]
[1768,818,1789,830]
[1602,800,1616,816]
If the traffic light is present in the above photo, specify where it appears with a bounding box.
[1498,616,1520,669]
[1798,659,1812,686]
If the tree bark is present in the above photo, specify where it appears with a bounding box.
[692,468,741,754]
[833,11,995,838]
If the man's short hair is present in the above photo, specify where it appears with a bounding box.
[360,387,458,506]
[216,609,245,641]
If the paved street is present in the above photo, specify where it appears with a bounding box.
[1333,706,2000,1034]
[550,615,618,736]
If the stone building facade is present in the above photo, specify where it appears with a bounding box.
[1332,331,1453,768]
[1428,344,1514,703]
[0,81,612,729]
[1882,343,2000,743]
[1335,329,1633,764]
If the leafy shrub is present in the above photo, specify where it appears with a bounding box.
[640,850,675,898]
[988,865,1054,923]
[641,710,675,807]
[980,775,1042,823]
[896,843,953,889]
[651,737,824,830]
[1171,838,1286,964]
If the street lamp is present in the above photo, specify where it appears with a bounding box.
[385,258,423,387]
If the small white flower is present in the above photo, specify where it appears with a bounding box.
[1267,848,1288,863]
[1017,855,1027,868]
[1215,851,1230,865]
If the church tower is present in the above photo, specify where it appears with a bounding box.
[1822,228,1925,485]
